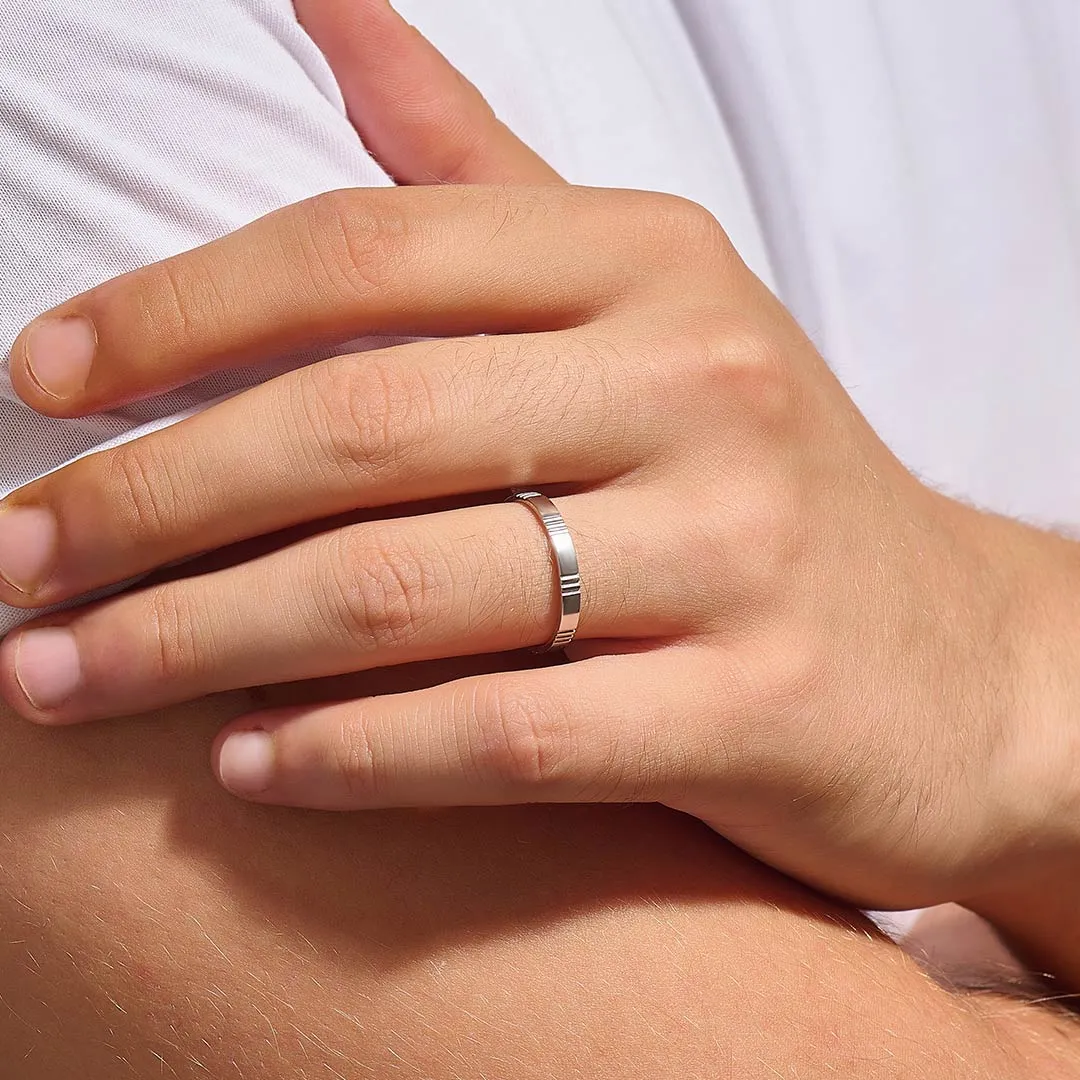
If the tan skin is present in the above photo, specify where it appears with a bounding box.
[0,3,1078,1074]
[0,681,1074,1079]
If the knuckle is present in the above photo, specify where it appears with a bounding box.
[136,255,214,345]
[632,192,735,267]
[328,713,381,803]
[466,679,576,790]
[103,440,181,540]
[685,474,804,626]
[143,585,200,684]
[303,354,437,484]
[324,529,443,653]
[678,318,802,435]
[729,481,802,586]
[770,629,830,712]
[294,188,410,299]
[743,482,799,555]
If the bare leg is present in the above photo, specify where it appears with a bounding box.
[0,668,1075,1079]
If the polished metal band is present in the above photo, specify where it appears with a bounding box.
[507,490,581,651]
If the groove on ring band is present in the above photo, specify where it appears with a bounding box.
[506,490,582,652]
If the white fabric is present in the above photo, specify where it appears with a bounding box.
[0,0,1078,649]
[676,0,1080,523]
[0,0,769,634]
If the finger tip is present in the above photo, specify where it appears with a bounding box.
[0,633,28,715]
[0,585,45,609]
[0,624,88,726]
[8,314,103,417]
[0,655,68,725]
[215,727,276,797]
[6,364,91,419]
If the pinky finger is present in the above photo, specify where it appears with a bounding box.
[212,648,702,811]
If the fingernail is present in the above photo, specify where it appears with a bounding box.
[0,505,58,594]
[23,315,96,399]
[218,730,275,795]
[14,628,82,711]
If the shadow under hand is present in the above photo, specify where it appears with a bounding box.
[0,649,872,989]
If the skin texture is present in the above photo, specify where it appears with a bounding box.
[2,0,1080,988]
[0,4,1078,1074]
[1,688,1078,1080]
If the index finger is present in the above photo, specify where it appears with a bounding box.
[8,184,714,416]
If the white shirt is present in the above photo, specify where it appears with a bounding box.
[676,0,1080,521]
[1,0,1078,644]
[0,0,769,634]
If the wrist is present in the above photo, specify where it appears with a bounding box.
[967,862,1080,991]
[957,506,1080,985]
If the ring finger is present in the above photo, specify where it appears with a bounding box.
[0,488,691,725]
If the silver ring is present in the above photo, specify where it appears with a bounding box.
[507,490,582,651]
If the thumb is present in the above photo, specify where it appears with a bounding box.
[294,0,564,185]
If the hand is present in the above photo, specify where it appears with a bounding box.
[2,0,1079,932]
